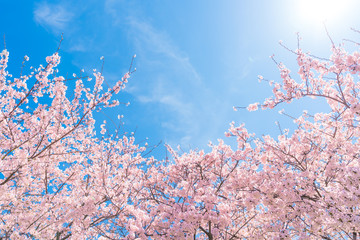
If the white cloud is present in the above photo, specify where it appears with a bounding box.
[31,1,230,150]
[68,43,87,52]
[122,18,237,150]
[128,18,202,85]
[136,76,193,119]
[34,2,73,34]
[118,17,209,147]
[126,17,204,109]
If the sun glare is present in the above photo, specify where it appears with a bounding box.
[298,0,348,24]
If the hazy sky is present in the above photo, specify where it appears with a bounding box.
[2,0,360,157]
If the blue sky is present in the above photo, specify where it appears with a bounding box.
[2,0,360,157]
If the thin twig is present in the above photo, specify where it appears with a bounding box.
[56,33,64,53]
[323,23,335,47]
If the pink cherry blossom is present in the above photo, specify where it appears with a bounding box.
[2,36,360,239]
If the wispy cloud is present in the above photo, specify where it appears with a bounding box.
[33,2,73,34]
[128,18,202,85]
[31,0,237,150]
[136,76,193,119]
[123,18,209,147]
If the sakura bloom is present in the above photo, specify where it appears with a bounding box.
[0,47,147,239]
[137,42,360,239]
[1,37,360,240]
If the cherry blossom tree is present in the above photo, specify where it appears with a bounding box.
[0,44,152,239]
[243,42,360,239]
[136,137,259,239]
[2,35,360,240]
[134,39,360,239]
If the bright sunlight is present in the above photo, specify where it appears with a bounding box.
[298,0,350,24]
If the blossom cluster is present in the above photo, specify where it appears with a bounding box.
[2,41,360,239]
